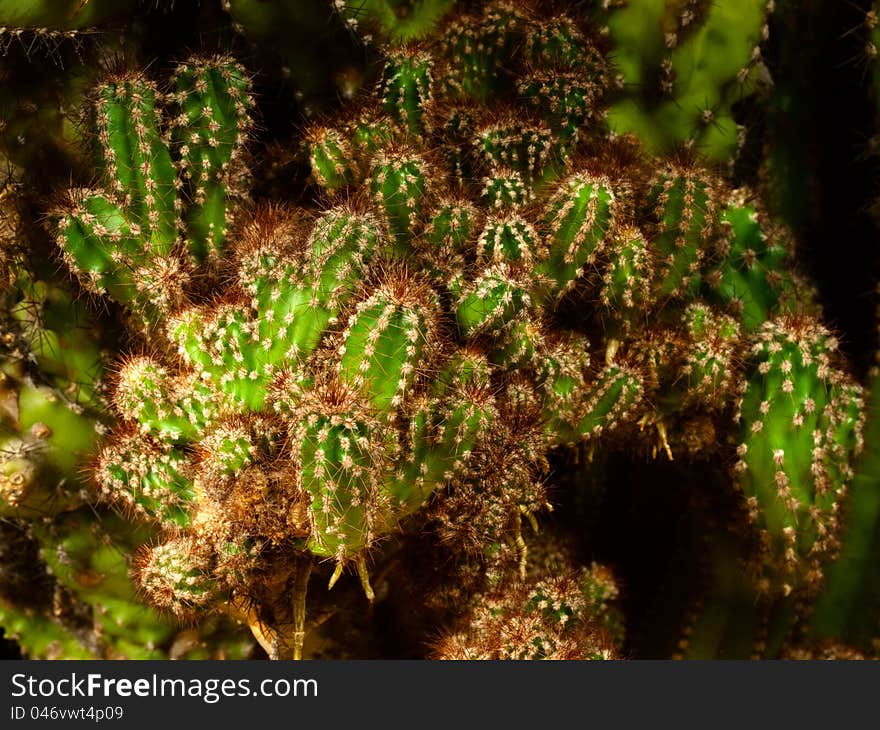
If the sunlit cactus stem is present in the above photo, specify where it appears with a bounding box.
[55,56,253,331]
[335,273,440,414]
[170,56,254,262]
[734,316,864,596]
[536,172,616,302]
[648,164,717,300]
[379,46,434,135]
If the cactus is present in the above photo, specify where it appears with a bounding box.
[806,367,880,651]
[54,56,253,333]
[807,290,880,654]
[0,0,876,663]
[733,316,864,596]
[60,1,830,659]
[31,7,634,657]
[607,0,772,163]
[434,561,621,660]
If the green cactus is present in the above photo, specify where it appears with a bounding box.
[599,226,652,334]
[809,304,880,652]
[455,264,531,339]
[308,128,354,193]
[379,46,434,133]
[536,172,617,302]
[648,163,717,300]
[31,8,642,657]
[733,316,864,596]
[706,191,798,331]
[387,381,495,514]
[369,148,432,248]
[170,56,254,261]
[607,0,772,163]
[0,0,871,664]
[55,56,252,331]
[438,3,525,102]
[335,276,439,411]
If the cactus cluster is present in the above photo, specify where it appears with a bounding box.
[38,0,860,659]
[0,0,877,661]
[56,55,253,328]
[435,562,620,660]
[0,177,251,659]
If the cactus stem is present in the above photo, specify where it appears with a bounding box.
[356,555,375,602]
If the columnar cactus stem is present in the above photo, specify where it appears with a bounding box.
[308,127,352,193]
[335,273,439,413]
[734,316,864,595]
[96,433,195,528]
[707,191,797,331]
[552,362,644,447]
[170,56,254,262]
[114,356,226,441]
[369,148,432,249]
[810,363,880,648]
[455,263,530,339]
[600,226,653,333]
[537,172,616,301]
[439,3,524,101]
[648,164,717,299]
[290,380,394,562]
[379,47,433,135]
[473,117,557,183]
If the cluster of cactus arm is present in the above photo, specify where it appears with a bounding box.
[37,1,865,660]
[0,0,874,659]
[0,179,252,659]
